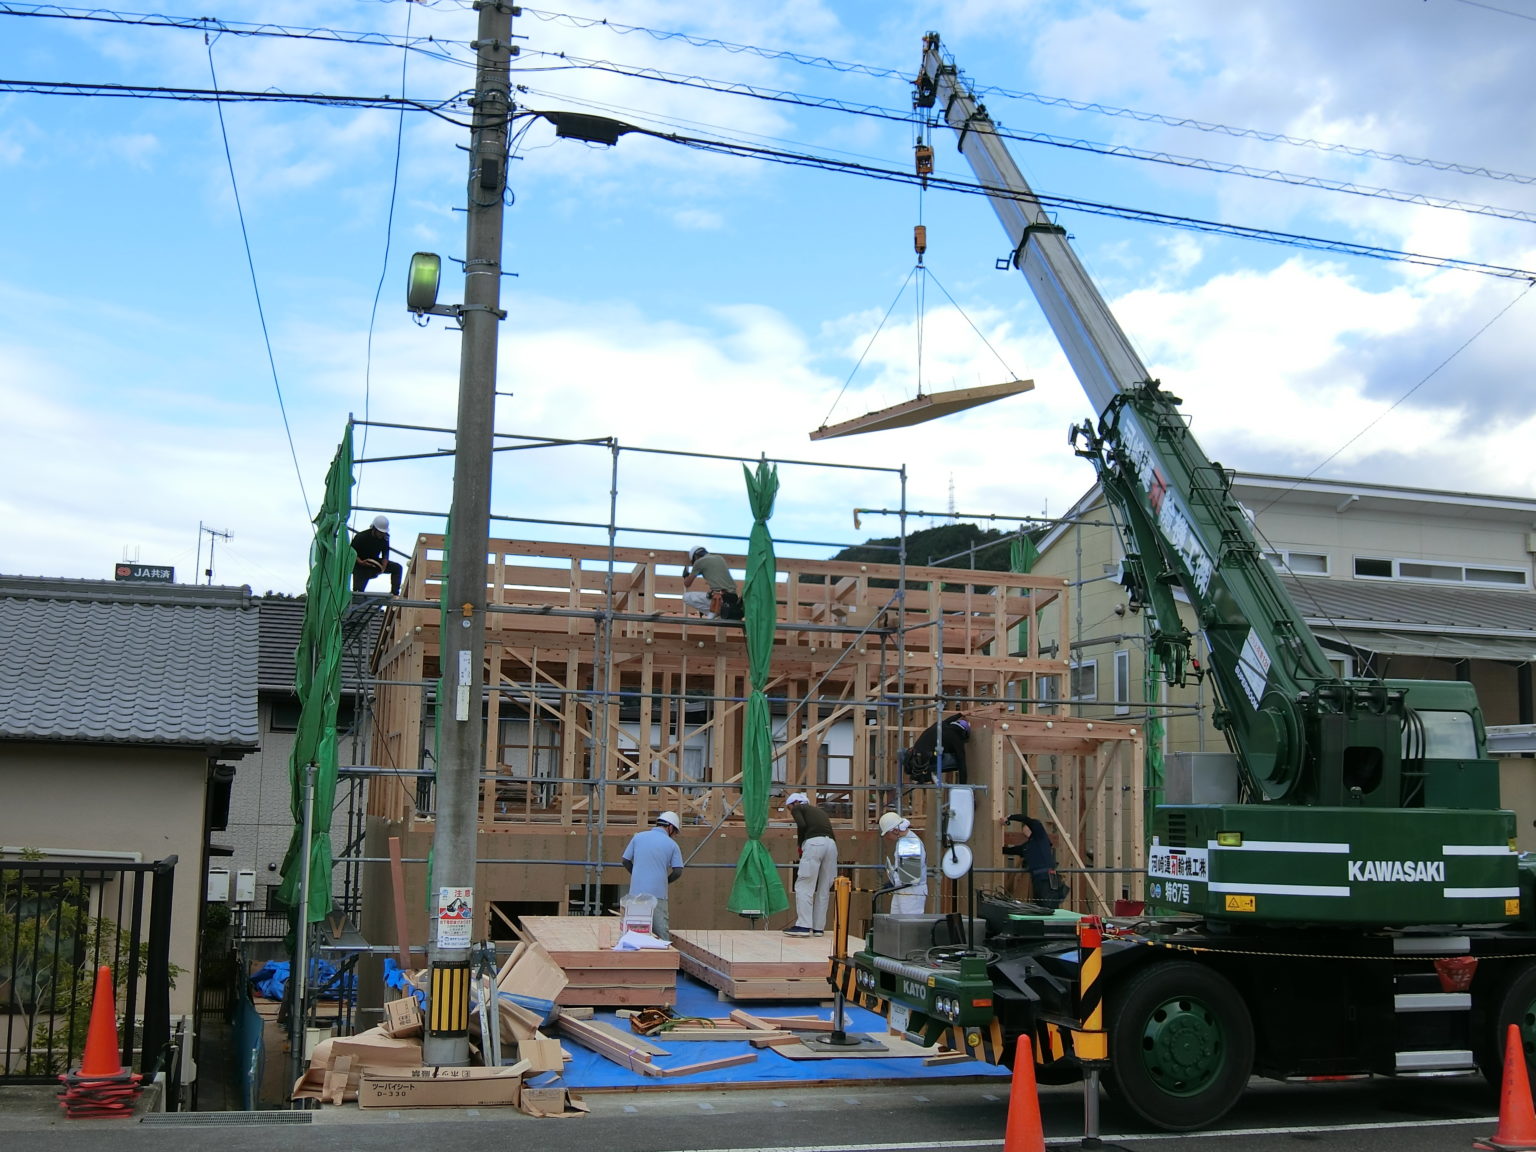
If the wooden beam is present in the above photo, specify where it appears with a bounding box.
[809,379,1034,440]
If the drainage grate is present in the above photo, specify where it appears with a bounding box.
[141,1110,314,1126]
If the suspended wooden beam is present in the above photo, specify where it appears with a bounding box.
[809,378,1034,441]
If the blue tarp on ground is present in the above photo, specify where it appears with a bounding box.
[250,959,356,1003]
[544,972,1012,1090]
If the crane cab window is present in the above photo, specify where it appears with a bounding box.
[1405,710,1478,761]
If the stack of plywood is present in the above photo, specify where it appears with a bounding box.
[669,929,846,1000]
[517,916,679,1007]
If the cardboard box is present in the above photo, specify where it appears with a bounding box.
[358,1062,529,1109]
[383,996,423,1039]
[518,1085,589,1118]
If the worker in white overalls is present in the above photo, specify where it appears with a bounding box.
[879,812,928,915]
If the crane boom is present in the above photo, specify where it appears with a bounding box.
[917,32,1516,925]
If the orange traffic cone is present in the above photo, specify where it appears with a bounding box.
[1003,1033,1046,1152]
[58,965,141,1118]
[79,965,124,1078]
[1477,1024,1536,1151]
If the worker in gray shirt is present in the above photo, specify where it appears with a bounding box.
[621,811,684,940]
[681,545,742,619]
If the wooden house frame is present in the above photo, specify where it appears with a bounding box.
[363,537,1146,924]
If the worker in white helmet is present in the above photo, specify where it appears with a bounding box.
[878,812,928,915]
[782,792,837,936]
[621,811,684,940]
[680,545,742,619]
[351,514,404,595]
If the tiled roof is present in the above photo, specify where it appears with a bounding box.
[1279,575,1536,635]
[256,595,384,697]
[0,576,259,749]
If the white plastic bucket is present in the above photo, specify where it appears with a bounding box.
[620,893,657,935]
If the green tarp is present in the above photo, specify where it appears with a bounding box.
[276,426,355,922]
[727,459,790,918]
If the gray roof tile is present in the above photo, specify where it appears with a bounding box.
[0,575,259,750]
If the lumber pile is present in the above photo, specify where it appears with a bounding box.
[555,1015,757,1079]
[668,929,847,1000]
[517,916,679,1007]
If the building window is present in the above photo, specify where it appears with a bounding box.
[1114,650,1130,715]
[1036,675,1060,715]
[1355,556,1527,587]
[1069,660,1097,701]
[1264,551,1328,576]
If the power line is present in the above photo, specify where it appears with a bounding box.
[0,77,476,122]
[205,38,310,520]
[523,51,1536,226]
[515,99,1536,282]
[520,6,1536,188]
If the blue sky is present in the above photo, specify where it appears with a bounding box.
[4,0,1535,594]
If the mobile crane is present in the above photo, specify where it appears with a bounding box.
[838,33,1536,1131]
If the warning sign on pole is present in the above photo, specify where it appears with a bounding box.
[435,886,474,949]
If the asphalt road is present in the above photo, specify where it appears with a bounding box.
[0,1073,1511,1152]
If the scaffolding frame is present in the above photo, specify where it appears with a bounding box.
[345,419,1145,924]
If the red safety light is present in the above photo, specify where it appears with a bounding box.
[971,998,993,1008]
[1435,955,1477,993]
[1077,916,1103,950]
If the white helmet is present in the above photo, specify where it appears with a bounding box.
[654,811,681,831]
[372,514,389,531]
[782,792,809,809]
[689,546,707,562]
[878,812,909,836]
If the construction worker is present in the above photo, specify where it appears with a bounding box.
[782,792,837,936]
[878,812,927,915]
[681,545,742,619]
[1003,813,1067,909]
[621,811,684,941]
[901,714,971,784]
[351,514,403,596]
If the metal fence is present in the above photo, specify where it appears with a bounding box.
[0,856,176,1084]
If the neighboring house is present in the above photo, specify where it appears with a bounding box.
[0,576,259,1025]
[220,595,378,926]
[1031,473,1536,843]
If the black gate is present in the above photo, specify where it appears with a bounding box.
[1,856,176,1084]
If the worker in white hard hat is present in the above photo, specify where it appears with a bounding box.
[620,811,684,940]
[878,812,928,915]
[680,545,742,620]
[782,792,838,937]
[350,514,404,596]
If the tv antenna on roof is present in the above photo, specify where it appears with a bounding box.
[197,521,233,585]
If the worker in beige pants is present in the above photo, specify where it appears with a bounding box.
[782,792,838,936]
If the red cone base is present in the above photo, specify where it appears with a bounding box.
[58,964,143,1119]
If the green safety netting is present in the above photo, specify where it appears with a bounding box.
[276,426,355,922]
[727,459,790,917]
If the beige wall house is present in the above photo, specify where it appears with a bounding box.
[0,576,259,1059]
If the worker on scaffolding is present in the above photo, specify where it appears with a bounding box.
[680,545,743,620]
[351,515,404,596]
[900,713,971,785]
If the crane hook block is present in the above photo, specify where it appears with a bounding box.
[913,225,928,257]
[915,142,934,177]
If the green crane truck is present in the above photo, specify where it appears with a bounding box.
[837,33,1536,1131]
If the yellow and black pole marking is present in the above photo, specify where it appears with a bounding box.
[831,876,852,962]
[1074,915,1107,1062]
[427,959,472,1037]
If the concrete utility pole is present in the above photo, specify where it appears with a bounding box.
[422,0,514,1068]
